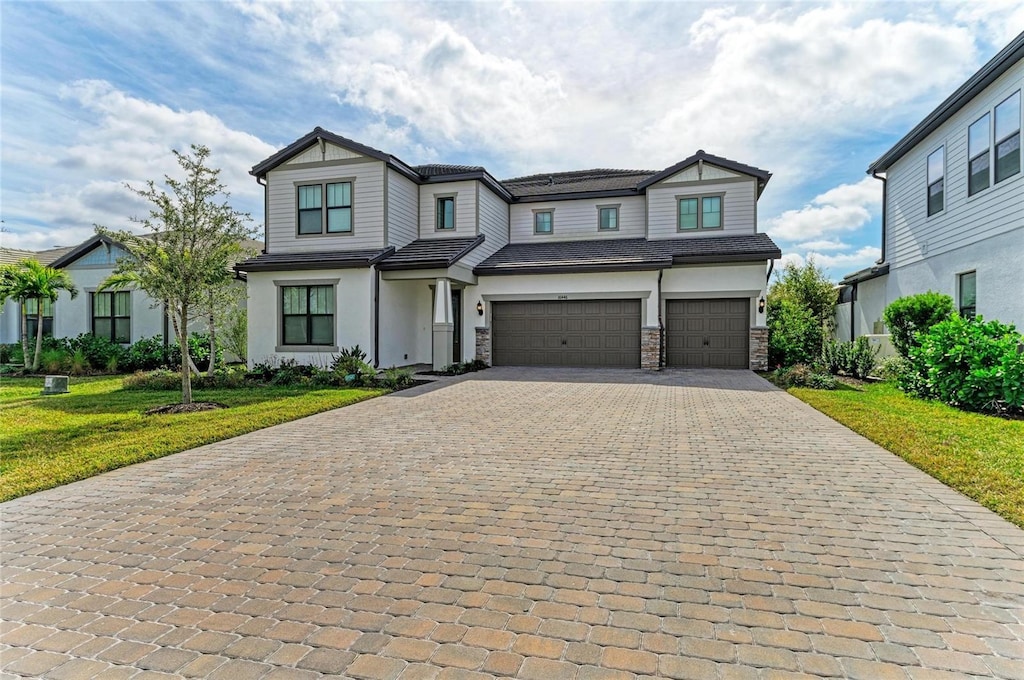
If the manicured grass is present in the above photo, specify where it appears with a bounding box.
[789,381,1024,528]
[0,376,384,502]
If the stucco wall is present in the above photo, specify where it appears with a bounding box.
[661,262,769,327]
[54,265,165,343]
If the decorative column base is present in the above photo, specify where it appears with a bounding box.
[641,326,661,370]
[749,326,768,371]
[433,323,454,370]
[475,327,491,365]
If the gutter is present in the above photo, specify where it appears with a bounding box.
[373,265,380,369]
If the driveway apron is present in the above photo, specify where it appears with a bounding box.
[2,368,1022,679]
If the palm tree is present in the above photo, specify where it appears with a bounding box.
[0,259,78,371]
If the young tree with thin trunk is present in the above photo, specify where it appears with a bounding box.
[0,259,78,371]
[97,145,254,404]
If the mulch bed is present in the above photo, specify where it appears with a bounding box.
[145,402,227,415]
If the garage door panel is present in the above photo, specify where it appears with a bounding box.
[492,299,640,367]
[666,298,748,369]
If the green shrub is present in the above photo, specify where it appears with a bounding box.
[331,346,375,386]
[0,343,22,364]
[124,336,171,372]
[67,334,125,370]
[123,370,181,390]
[768,298,823,367]
[849,337,879,379]
[166,333,222,372]
[877,355,911,382]
[903,315,1024,413]
[377,366,415,390]
[806,372,839,390]
[770,363,836,389]
[883,292,954,359]
[40,348,68,374]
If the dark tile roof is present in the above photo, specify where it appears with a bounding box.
[637,150,772,191]
[474,234,781,276]
[840,263,890,286]
[377,236,485,271]
[0,247,73,265]
[501,169,657,198]
[235,247,394,273]
[414,164,486,177]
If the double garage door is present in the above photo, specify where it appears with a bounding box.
[665,298,749,368]
[492,299,640,368]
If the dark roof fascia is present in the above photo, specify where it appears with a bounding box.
[377,235,485,271]
[510,188,643,203]
[234,247,395,274]
[840,263,890,285]
[637,151,772,191]
[671,252,781,265]
[49,234,123,269]
[474,260,669,277]
[421,172,513,202]
[868,32,1024,173]
[251,128,394,177]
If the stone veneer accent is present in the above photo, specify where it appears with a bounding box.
[641,326,661,370]
[749,326,768,371]
[475,326,492,365]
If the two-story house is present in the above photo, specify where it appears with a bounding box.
[238,128,782,370]
[838,32,1023,340]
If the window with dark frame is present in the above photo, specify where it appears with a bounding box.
[678,195,723,230]
[326,182,352,233]
[598,206,618,230]
[534,210,553,234]
[298,182,353,235]
[959,271,976,319]
[91,291,130,343]
[297,184,322,234]
[436,196,455,230]
[968,114,990,196]
[926,147,944,216]
[994,90,1021,184]
[23,298,54,340]
[281,285,334,346]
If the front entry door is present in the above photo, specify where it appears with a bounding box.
[451,288,462,363]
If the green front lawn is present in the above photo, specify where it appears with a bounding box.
[789,381,1024,528]
[0,376,383,502]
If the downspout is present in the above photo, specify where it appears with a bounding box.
[373,265,380,369]
[657,269,664,368]
[871,171,887,264]
[850,283,856,342]
[766,259,774,285]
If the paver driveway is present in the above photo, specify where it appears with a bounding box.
[2,368,1023,680]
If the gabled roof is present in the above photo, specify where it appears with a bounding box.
[250,127,419,180]
[235,247,394,273]
[868,32,1024,173]
[48,234,124,269]
[637,150,772,194]
[376,236,485,271]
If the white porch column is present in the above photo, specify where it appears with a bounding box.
[432,278,454,370]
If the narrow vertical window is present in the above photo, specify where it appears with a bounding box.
[959,271,976,319]
[534,211,553,234]
[994,90,1021,184]
[678,198,699,230]
[968,114,990,195]
[91,291,130,343]
[926,147,944,216]
[326,182,352,233]
[24,298,54,339]
[702,196,722,228]
[436,196,455,230]
[297,185,323,234]
[598,206,619,230]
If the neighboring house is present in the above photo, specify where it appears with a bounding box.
[838,32,1023,341]
[238,128,782,370]
[0,245,74,345]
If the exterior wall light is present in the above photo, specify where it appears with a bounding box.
[476,300,484,316]
[758,296,766,314]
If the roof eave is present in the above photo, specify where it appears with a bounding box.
[49,234,122,269]
[511,188,643,203]
[672,252,781,265]
[474,261,670,276]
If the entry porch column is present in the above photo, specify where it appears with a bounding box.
[432,278,454,370]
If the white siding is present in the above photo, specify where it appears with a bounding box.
[647,178,757,239]
[266,160,386,254]
[419,180,477,238]
[285,142,363,165]
[387,169,419,249]
[664,163,743,183]
[509,196,645,243]
[885,62,1023,269]
[461,184,510,267]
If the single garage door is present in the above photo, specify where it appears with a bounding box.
[666,298,749,368]
[492,299,641,368]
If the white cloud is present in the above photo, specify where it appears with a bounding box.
[775,246,881,282]
[794,239,851,252]
[765,176,881,242]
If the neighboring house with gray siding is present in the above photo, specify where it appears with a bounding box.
[239,128,782,370]
[838,32,1023,340]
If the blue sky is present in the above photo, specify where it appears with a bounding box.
[1,1,1021,279]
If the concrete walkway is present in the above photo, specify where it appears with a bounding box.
[2,368,1022,679]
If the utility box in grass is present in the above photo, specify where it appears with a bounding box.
[42,375,69,395]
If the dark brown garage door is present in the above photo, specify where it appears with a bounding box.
[492,299,641,368]
[666,298,749,368]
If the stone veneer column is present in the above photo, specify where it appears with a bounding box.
[641,326,661,370]
[475,327,492,365]
[749,326,768,371]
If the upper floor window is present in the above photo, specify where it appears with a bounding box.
[534,210,553,234]
[598,206,619,231]
[959,271,976,319]
[926,147,944,216]
[678,195,723,231]
[994,90,1021,184]
[92,291,130,343]
[23,298,53,339]
[281,285,334,346]
[436,196,456,230]
[968,114,990,196]
[297,181,353,235]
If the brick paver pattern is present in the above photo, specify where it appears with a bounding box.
[2,368,1023,679]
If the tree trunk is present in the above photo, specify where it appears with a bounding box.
[19,302,30,370]
[170,309,201,376]
[31,302,44,371]
[207,302,216,377]
[179,301,192,405]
